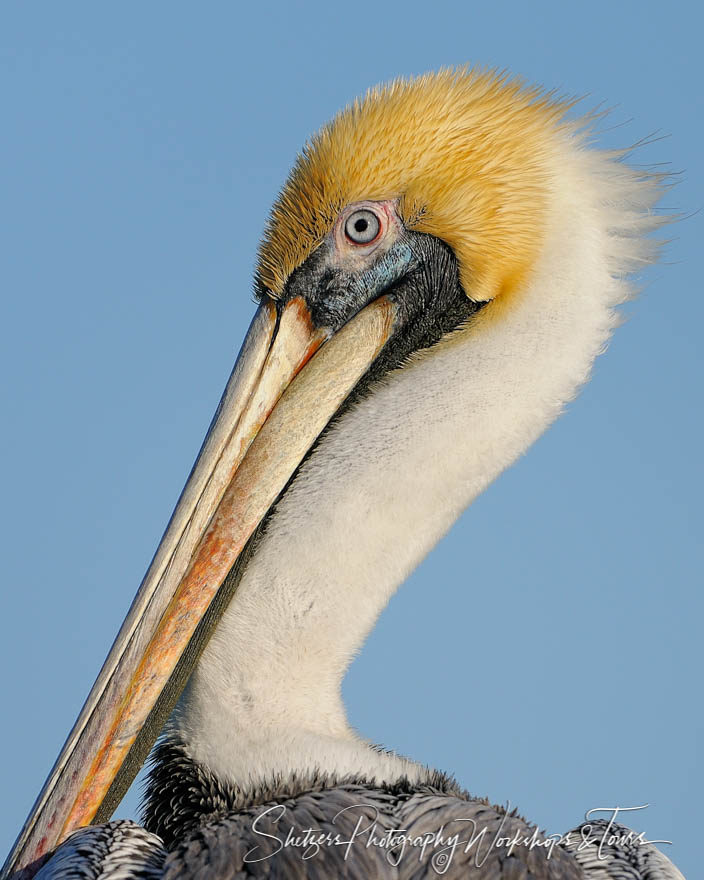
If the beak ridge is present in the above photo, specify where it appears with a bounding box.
[3,294,396,879]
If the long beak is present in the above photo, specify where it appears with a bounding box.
[3,293,397,879]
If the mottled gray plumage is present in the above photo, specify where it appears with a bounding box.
[34,745,683,879]
[560,820,684,880]
[34,822,165,880]
[140,741,465,850]
[158,786,580,879]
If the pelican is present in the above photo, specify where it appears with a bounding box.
[2,68,684,879]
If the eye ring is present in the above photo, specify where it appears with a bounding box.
[344,209,381,245]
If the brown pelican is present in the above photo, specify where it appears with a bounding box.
[2,68,684,879]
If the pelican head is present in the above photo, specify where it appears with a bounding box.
[3,68,664,878]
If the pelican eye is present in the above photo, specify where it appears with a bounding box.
[344,209,381,245]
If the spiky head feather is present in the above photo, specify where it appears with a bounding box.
[257,68,572,302]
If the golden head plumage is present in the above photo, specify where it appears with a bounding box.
[257,68,572,303]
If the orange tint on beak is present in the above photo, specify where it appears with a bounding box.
[3,294,396,879]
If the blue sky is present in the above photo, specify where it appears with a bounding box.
[1,3,701,877]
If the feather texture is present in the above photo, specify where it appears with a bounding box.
[258,68,572,302]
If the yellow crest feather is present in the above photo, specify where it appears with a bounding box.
[257,68,572,302]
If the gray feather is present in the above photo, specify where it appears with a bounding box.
[560,820,684,879]
[34,749,684,879]
[34,821,166,880]
[160,786,579,879]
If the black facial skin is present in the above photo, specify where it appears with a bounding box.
[346,232,483,403]
[261,229,483,405]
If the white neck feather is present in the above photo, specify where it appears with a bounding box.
[169,134,661,792]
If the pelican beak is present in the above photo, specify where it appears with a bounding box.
[3,292,397,879]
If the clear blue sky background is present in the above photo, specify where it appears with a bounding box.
[1,3,701,877]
